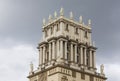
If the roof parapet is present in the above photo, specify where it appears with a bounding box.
[42,8,92,29]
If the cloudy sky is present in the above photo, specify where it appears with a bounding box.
[0,0,120,81]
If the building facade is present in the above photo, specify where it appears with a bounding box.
[27,8,107,81]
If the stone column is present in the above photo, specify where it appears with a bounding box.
[93,51,96,68]
[57,40,60,58]
[80,47,83,65]
[60,40,63,59]
[39,47,42,66]
[89,50,92,67]
[65,41,67,60]
[49,43,51,61]
[52,41,55,60]
[71,43,73,62]
[43,46,45,64]
[75,44,77,63]
[84,48,87,66]
[38,49,41,66]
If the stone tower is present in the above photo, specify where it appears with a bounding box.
[27,8,107,81]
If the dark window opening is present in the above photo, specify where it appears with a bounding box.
[81,73,85,80]
[84,31,88,38]
[65,24,69,31]
[75,28,79,34]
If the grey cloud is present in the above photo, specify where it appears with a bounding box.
[0,0,120,81]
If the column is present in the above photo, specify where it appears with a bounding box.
[93,51,96,68]
[71,43,73,62]
[49,43,51,61]
[43,46,45,64]
[65,41,67,60]
[57,40,60,58]
[75,44,77,63]
[52,41,55,60]
[41,47,43,65]
[89,50,92,67]
[39,47,42,66]
[60,40,63,59]
[84,48,87,66]
[80,47,83,65]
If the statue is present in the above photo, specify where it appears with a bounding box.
[30,62,34,73]
[60,7,64,16]
[88,19,91,26]
[54,11,57,18]
[100,64,104,74]
[79,16,83,24]
[48,14,52,22]
[70,12,73,19]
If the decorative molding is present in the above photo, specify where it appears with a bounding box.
[27,65,107,80]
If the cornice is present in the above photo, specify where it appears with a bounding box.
[38,41,48,47]
[47,37,57,42]
[69,39,78,44]
[27,64,107,80]
[57,35,67,40]
[88,46,97,50]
